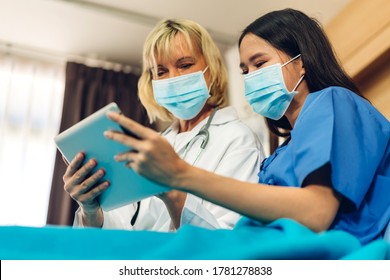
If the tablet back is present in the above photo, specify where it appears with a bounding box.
[54,102,169,211]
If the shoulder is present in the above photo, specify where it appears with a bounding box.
[301,86,358,112]
[298,86,389,129]
[211,106,264,148]
[303,86,380,114]
[211,106,239,125]
[213,106,259,136]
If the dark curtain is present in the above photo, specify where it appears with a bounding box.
[46,61,153,226]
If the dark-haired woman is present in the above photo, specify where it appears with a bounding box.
[106,8,389,245]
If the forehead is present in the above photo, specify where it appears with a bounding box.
[155,33,200,63]
[239,33,278,60]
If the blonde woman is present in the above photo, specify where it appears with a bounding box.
[65,19,264,231]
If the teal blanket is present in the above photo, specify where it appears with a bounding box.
[0,219,388,260]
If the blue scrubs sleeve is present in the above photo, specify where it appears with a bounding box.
[290,87,390,209]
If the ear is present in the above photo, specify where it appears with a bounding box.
[299,58,305,77]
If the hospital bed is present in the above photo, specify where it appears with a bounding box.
[0,218,389,260]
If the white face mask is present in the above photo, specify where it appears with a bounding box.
[244,54,304,120]
[152,67,210,120]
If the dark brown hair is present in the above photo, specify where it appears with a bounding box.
[239,8,361,137]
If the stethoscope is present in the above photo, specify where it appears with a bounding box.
[181,106,218,166]
[130,107,218,226]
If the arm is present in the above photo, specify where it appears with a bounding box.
[179,145,261,229]
[159,123,262,230]
[104,112,341,232]
[176,167,341,232]
[156,191,186,229]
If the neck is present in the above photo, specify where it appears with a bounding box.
[178,104,214,132]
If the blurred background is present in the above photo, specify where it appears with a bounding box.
[0,0,389,227]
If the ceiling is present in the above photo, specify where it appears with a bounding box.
[0,0,352,68]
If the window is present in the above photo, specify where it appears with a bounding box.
[0,54,65,226]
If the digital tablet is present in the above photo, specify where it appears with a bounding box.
[54,102,169,211]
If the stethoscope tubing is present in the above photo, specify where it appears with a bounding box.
[181,106,218,163]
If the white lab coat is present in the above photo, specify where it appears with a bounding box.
[74,106,264,231]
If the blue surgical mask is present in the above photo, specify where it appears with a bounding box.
[244,54,304,120]
[152,67,210,120]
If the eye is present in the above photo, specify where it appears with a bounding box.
[239,63,248,75]
[178,63,194,70]
[255,61,266,69]
[240,68,248,75]
[156,67,168,78]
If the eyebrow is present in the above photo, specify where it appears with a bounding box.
[239,52,267,68]
[176,56,195,63]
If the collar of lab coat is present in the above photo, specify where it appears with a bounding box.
[162,106,239,153]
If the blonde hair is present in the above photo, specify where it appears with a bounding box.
[138,18,228,123]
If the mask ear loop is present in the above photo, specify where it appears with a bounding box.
[203,65,212,93]
[292,74,305,92]
[281,54,304,92]
[281,54,301,67]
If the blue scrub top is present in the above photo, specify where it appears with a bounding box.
[255,86,390,245]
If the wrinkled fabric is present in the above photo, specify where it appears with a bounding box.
[1,218,389,260]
